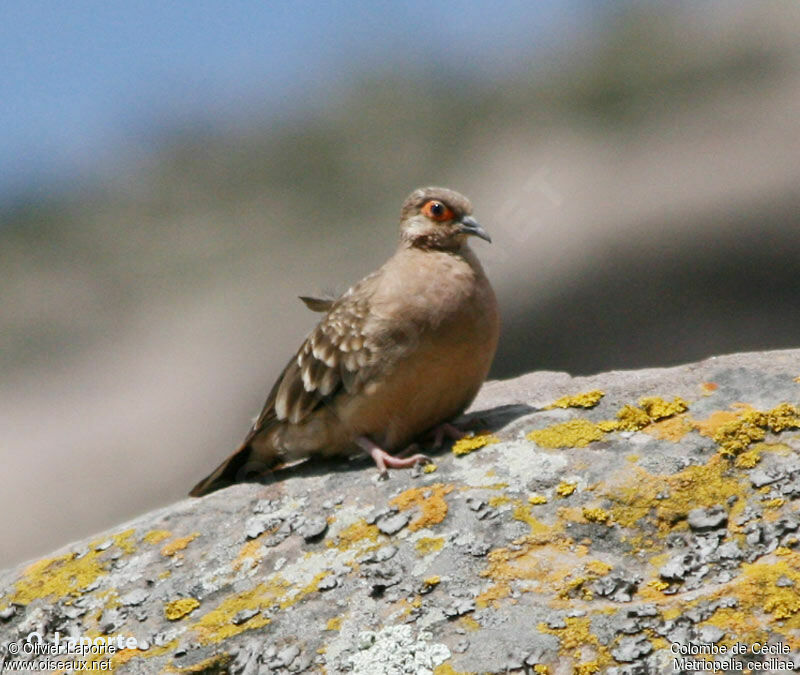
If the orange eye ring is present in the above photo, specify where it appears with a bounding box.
[421,200,454,222]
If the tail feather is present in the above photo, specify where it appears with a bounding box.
[189,443,276,497]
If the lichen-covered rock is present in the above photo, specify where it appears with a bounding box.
[2,349,800,673]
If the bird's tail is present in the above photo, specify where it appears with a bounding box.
[189,442,279,497]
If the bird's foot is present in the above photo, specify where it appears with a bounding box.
[356,436,431,477]
[428,422,471,449]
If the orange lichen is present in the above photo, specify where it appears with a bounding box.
[694,407,747,437]
[161,533,199,557]
[643,415,693,442]
[390,483,453,531]
[549,390,605,409]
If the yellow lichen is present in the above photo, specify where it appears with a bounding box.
[143,529,172,545]
[712,403,800,455]
[332,519,380,550]
[763,497,786,508]
[452,433,498,456]
[326,616,342,631]
[476,581,511,608]
[640,396,689,419]
[166,654,233,673]
[533,666,550,675]
[423,463,438,473]
[415,537,445,555]
[527,419,607,448]
[538,616,613,673]
[423,576,441,588]
[8,529,140,605]
[113,529,137,555]
[191,582,280,643]
[581,507,610,524]
[164,597,200,621]
[459,615,481,631]
[585,560,612,576]
[556,482,577,497]
[528,494,548,505]
[614,404,652,431]
[488,495,510,508]
[735,449,761,468]
[112,639,179,669]
[605,454,745,532]
[549,390,605,409]
[233,538,265,571]
[390,483,453,531]
[161,533,200,557]
[512,502,550,535]
[433,663,475,675]
[732,555,800,622]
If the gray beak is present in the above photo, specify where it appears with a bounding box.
[458,215,492,243]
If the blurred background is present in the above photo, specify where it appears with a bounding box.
[2,1,799,568]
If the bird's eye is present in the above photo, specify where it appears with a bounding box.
[422,200,454,222]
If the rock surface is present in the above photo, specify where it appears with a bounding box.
[2,349,800,673]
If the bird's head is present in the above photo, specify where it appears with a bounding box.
[399,187,491,251]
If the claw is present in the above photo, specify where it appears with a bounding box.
[356,436,431,476]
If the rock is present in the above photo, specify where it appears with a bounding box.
[687,506,728,531]
[2,350,800,673]
[376,511,411,535]
[297,516,328,541]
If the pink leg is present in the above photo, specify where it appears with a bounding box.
[430,422,468,449]
[356,436,431,476]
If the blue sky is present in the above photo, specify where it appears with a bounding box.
[0,1,595,198]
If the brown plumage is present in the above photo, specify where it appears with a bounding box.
[190,187,500,496]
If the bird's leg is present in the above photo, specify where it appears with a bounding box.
[429,422,470,449]
[355,436,431,477]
